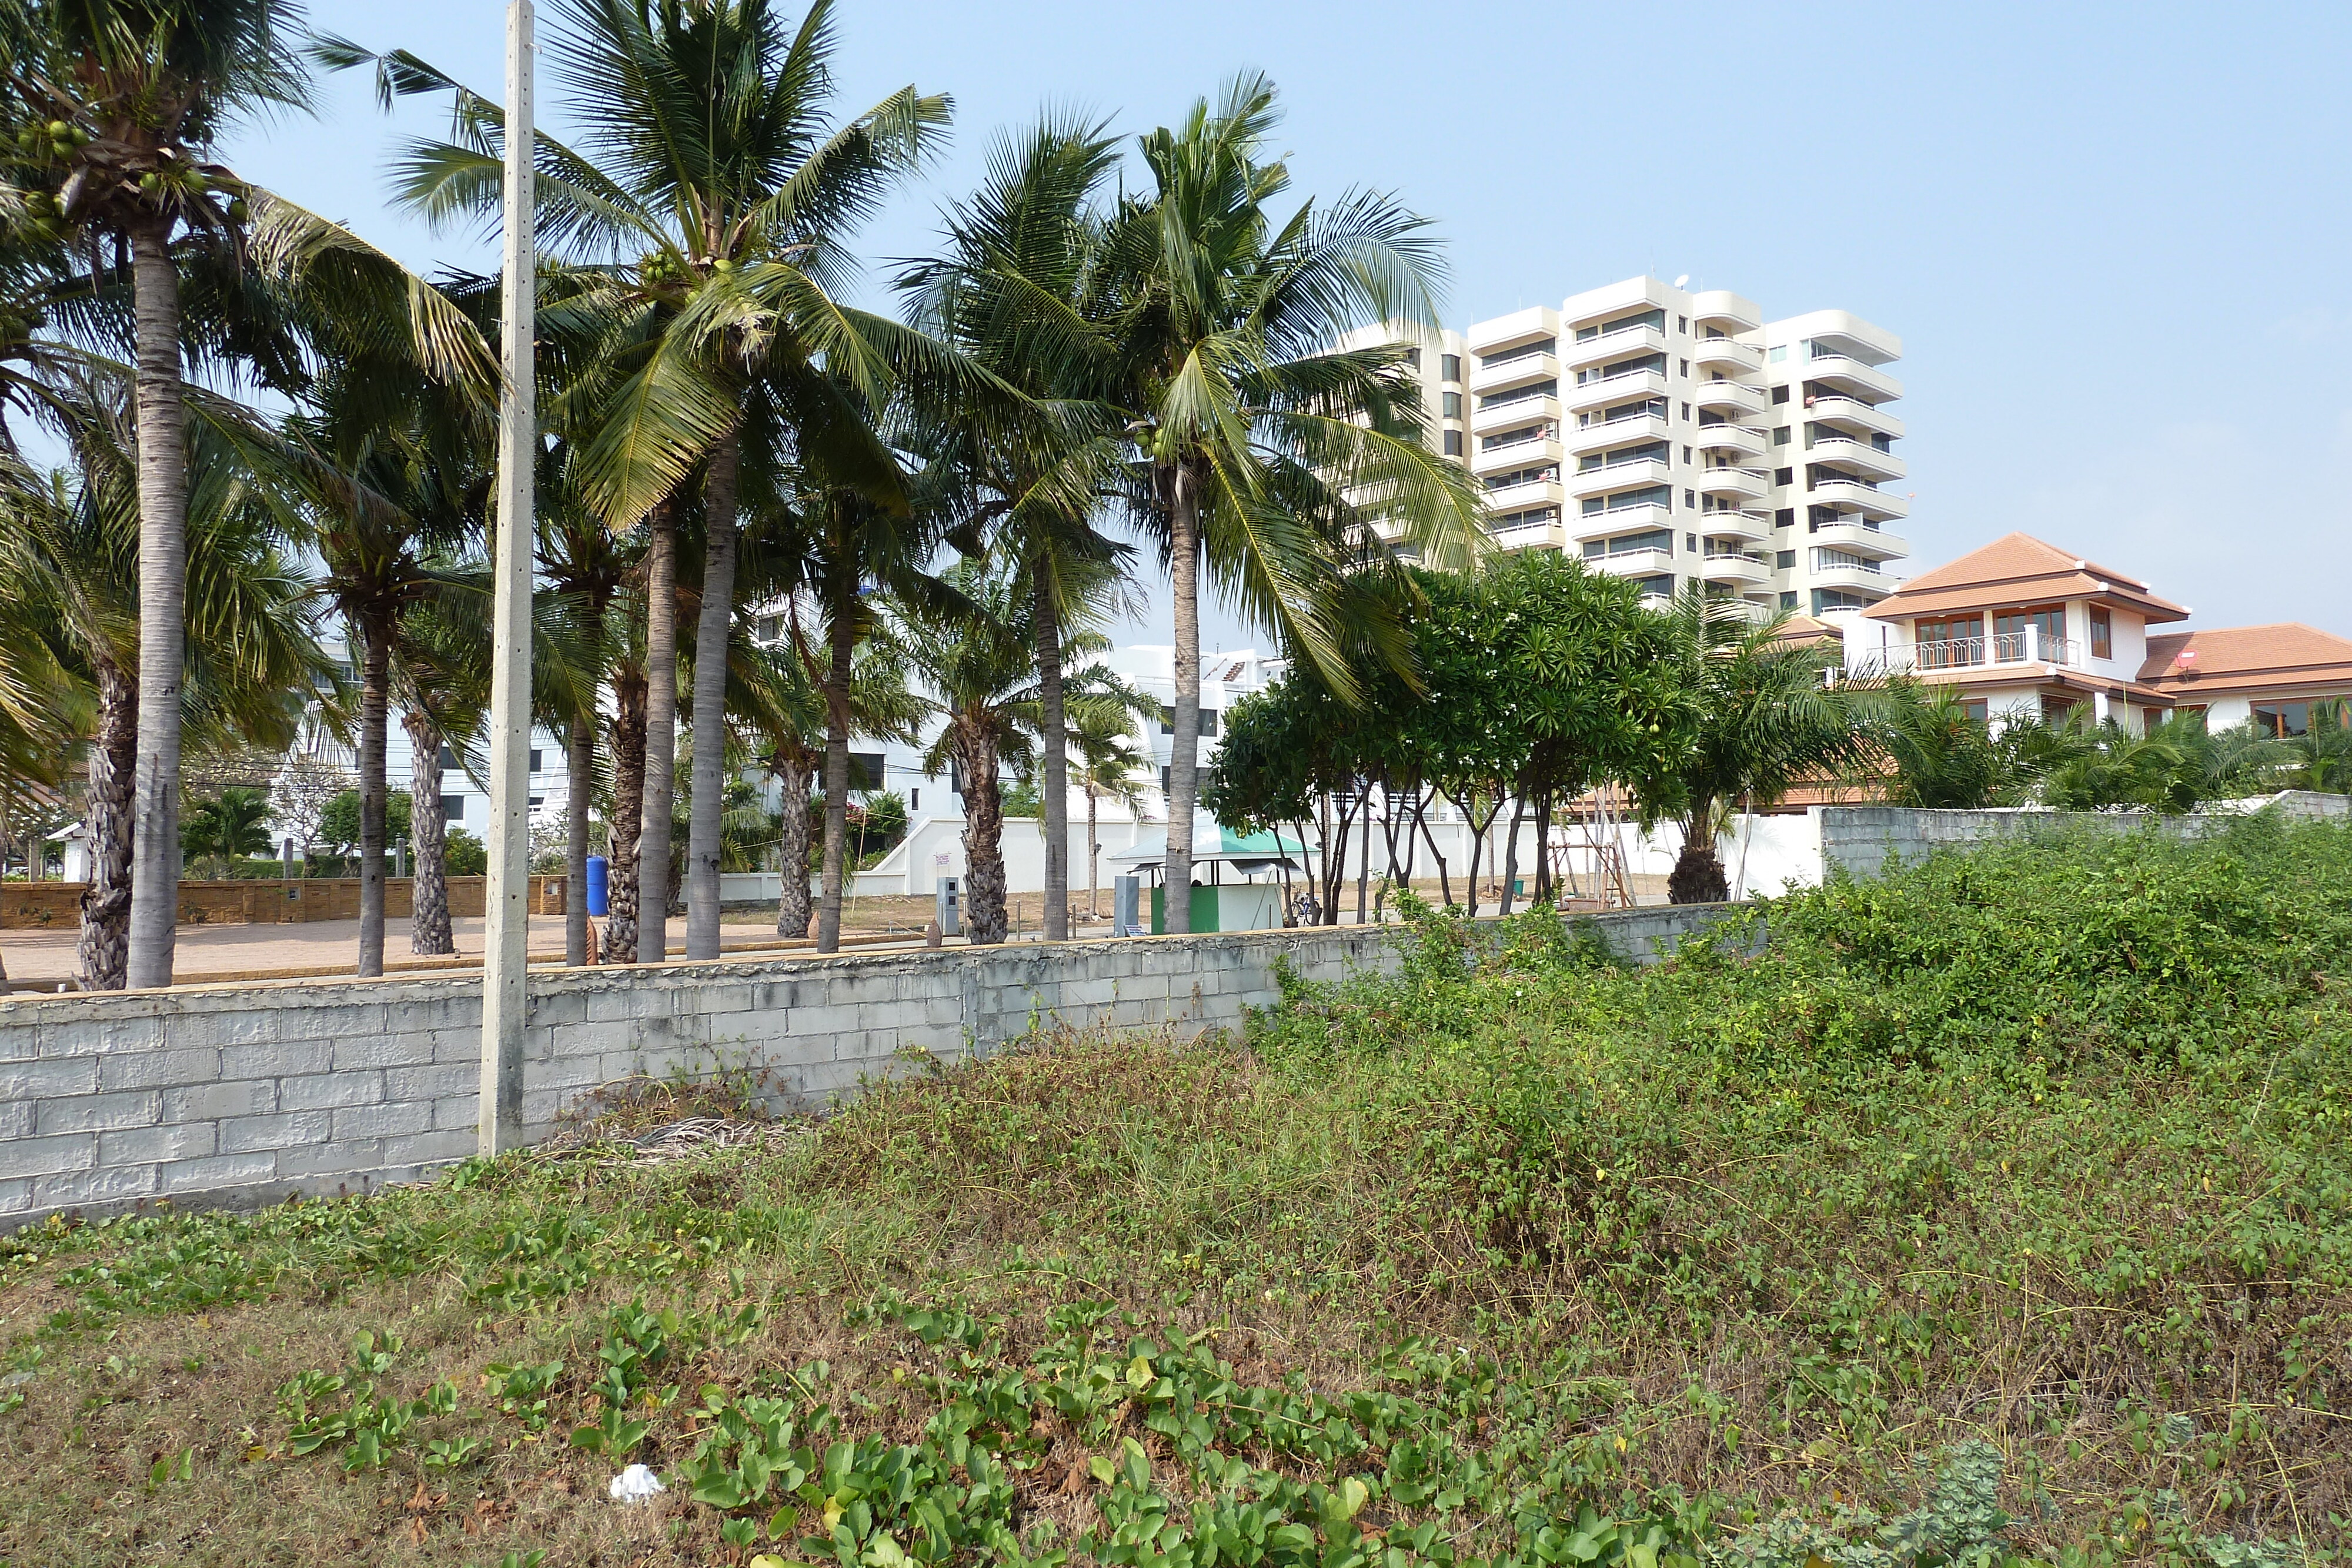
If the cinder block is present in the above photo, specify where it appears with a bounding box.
[0,1057,98,1100]
[0,1100,29,1139]
[162,1079,276,1121]
[550,1019,634,1058]
[0,1178,32,1215]
[280,1070,386,1111]
[429,1026,488,1064]
[331,1031,432,1072]
[96,1017,165,1054]
[385,1129,472,1168]
[0,1132,95,1182]
[330,1101,433,1141]
[193,1009,279,1048]
[278,1138,385,1179]
[35,1090,161,1135]
[380,1063,472,1103]
[98,1122,216,1165]
[97,1046,223,1092]
[159,1152,277,1194]
[433,1093,484,1131]
[34,1162,155,1208]
[219,1041,303,1080]
[219,1110,333,1154]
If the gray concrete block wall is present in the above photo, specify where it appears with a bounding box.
[1820,793,2349,882]
[0,906,1733,1231]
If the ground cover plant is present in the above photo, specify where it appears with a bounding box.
[1,818,2349,1565]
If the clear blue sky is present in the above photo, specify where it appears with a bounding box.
[239,0,2352,647]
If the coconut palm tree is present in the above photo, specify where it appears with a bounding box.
[897,113,1137,942]
[1628,590,1874,904]
[1067,703,1148,920]
[1083,73,1484,931]
[337,0,956,962]
[179,784,271,872]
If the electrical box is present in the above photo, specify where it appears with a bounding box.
[1112,875,1140,937]
[935,875,961,937]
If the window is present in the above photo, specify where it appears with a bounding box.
[1485,336,1559,364]
[1678,489,1692,508]
[1917,614,1984,645]
[1812,587,1870,614]
[1681,445,1692,463]
[2252,701,2316,738]
[1634,574,1675,599]
[529,795,544,808]
[1960,700,1989,723]
[1677,359,1689,377]
[1200,710,1220,738]
[1679,402,1691,421]
[1774,508,1795,528]
[1775,550,1795,569]
[2089,606,2113,659]
[910,788,920,812]
[1771,385,1790,404]
[1441,391,1461,418]
[1159,704,1175,735]
[1442,353,1461,382]
[849,751,886,790]
[436,745,457,770]
[1994,605,2066,653]
[1773,467,1794,486]
[2040,696,2077,724]
[1773,426,1792,445]
[442,795,465,823]
[1405,347,1421,369]
[1481,377,1558,407]
[1779,591,1798,610]
[1769,345,1789,363]
[1442,429,1463,457]
[1575,310,1660,341]
[528,748,543,773]
[1676,315,1688,333]
[1581,529,1672,557]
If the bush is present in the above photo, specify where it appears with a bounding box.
[443,827,487,877]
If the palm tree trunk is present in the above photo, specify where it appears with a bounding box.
[815,604,854,954]
[355,614,391,977]
[603,669,647,962]
[1668,802,1730,904]
[405,709,453,955]
[124,218,188,991]
[1033,570,1069,941]
[684,438,739,959]
[564,710,593,965]
[76,659,136,991]
[637,502,677,963]
[960,724,1008,944]
[774,747,813,938]
[1162,460,1202,934]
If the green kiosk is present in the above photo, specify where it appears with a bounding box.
[1104,815,1311,933]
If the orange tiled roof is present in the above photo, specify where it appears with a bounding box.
[2142,623,2352,698]
[1862,532,2189,624]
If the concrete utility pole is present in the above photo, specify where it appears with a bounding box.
[479,0,535,1158]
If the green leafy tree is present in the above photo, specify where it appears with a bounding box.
[178,783,272,872]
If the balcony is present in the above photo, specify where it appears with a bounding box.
[1481,476,1564,513]
[1699,549,1770,587]
[1487,511,1565,551]
[1586,546,1676,578]
[1694,336,1764,373]
[1563,366,1668,413]
[1804,352,1903,401]
[1805,393,1904,439]
[1896,628,2083,674]
[1565,411,1667,456]
[1808,435,1905,480]
[1691,290,1762,332]
[1471,430,1561,473]
[1693,378,1766,414]
[1696,465,1768,501]
[1567,457,1671,500]
[1471,386,1561,433]
[1563,321,1667,370]
[1699,510,1770,543]
[1809,478,1909,520]
[1468,349,1560,396]
[1571,501,1673,539]
[1695,422,1768,458]
[1808,559,1893,597]
[1805,518,1908,559]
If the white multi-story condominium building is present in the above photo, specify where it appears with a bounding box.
[1455,276,1909,620]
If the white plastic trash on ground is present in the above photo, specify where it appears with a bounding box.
[609,1463,666,1503]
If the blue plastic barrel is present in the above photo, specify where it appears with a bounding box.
[585,854,610,916]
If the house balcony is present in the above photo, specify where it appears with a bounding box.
[1804,352,1903,401]
[1471,430,1561,474]
[1699,549,1771,587]
[1563,320,1667,370]
[1471,387,1561,433]
[1481,476,1564,514]
[1468,349,1560,396]
[1693,378,1767,414]
[1585,546,1677,579]
[1571,501,1674,540]
[1563,366,1669,413]
[1565,411,1668,456]
[1804,518,1908,559]
[1694,336,1764,373]
[1696,465,1769,502]
[1892,628,2083,674]
[1807,559,1894,597]
[1567,457,1672,499]
[1691,290,1762,333]
[1809,478,1909,520]
[1698,509,1771,543]
[1695,422,1768,458]
[1486,510,1566,552]
[1808,435,1905,480]
[1804,393,1904,439]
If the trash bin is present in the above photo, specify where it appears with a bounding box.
[586,854,610,917]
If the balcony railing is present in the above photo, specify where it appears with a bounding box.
[1903,629,2082,671]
